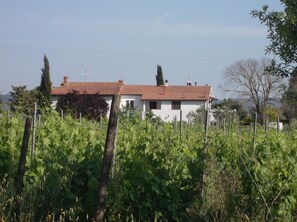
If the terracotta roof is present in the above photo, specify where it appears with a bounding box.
[141,85,211,101]
[119,85,148,95]
[119,85,211,100]
[52,80,123,95]
[52,77,212,101]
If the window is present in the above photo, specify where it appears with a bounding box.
[149,101,161,110]
[130,100,134,109]
[125,100,134,109]
[171,101,181,110]
[149,101,157,109]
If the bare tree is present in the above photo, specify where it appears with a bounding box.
[221,58,283,123]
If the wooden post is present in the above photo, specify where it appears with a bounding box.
[180,110,182,143]
[201,110,209,199]
[276,116,280,133]
[223,118,226,138]
[174,116,177,134]
[100,113,102,129]
[14,117,32,218]
[7,108,10,122]
[111,117,120,179]
[95,94,121,222]
[253,113,257,154]
[204,110,209,145]
[264,119,268,132]
[228,115,231,136]
[32,102,37,157]
[38,114,41,125]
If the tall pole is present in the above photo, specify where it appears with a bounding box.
[180,110,182,143]
[95,95,121,222]
[201,110,209,199]
[14,117,32,219]
[253,113,257,155]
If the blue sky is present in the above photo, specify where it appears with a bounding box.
[0,0,283,97]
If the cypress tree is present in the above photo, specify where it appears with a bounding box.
[156,65,165,86]
[39,55,52,107]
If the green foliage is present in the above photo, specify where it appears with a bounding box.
[39,55,52,108]
[282,73,297,120]
[251,1,297,77]
[264,106,279,121]
[187,109,206,124]
[156,64,165,86]
[213,98,248,121]
[288,118,297,130]
[1,111,297,221]
[56,92,109,120]
[9,86,38,116]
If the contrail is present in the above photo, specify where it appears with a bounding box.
[154,10,177,23]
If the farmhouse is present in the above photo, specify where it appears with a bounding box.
[52,76,213,122]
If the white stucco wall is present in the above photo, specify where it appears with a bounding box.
[149,100,207,122]
[51,96,58,108]
[52,94,210,122]
[120,95,142,111]
[102,96,113,117]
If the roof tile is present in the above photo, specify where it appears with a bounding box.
[52,81,123,95]
[52,78,212,101]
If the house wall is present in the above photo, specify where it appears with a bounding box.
[147,100,207,122]
[52,95,210,122]
[120,95,142,111]
[51,96,58,108]
[101,96,113,117]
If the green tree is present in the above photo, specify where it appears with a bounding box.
[9,86,38,115]
[156,65,165,86]
[213,98,248,121]
[251,1,297,77]
[56,92,109,120]
[264,105,279,121]
[39,55,52,108]
[282,72,297,120]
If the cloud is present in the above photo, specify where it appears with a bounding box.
[153,10,177,23]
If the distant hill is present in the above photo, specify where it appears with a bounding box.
[1,93,11,110]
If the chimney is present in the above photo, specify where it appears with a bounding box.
[165,79,168,87]
[62,76,68,86]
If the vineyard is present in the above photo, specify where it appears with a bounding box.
[1,110,297,221]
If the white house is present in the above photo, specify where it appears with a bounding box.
[52,76,214,122]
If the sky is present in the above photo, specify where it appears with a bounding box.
[0,0,283,98]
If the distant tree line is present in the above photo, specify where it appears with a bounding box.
[9,55,52,115]
[8,55,109,120]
